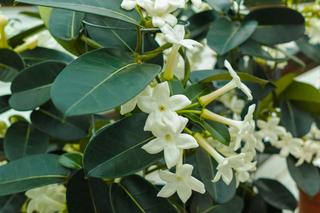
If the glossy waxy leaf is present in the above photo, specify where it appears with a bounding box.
[0,154,70,196]
[31,102,90,141]
[9,61,66,111]
[49,9,84,41]
[287,156,320,196]
[245,7,305,45]
[296,35,320,63]
[0,193,26,213]
[59,153,83,170]
[207,18,257,55]
[16,0,141,26]
[255,178,297,211]
[51,48,161,116]
[4,121,49,161]
[20,47,74,65]
[67,170,108,213]
[0,95,11,114]
[0,49,25,82]
[107,175,177,213]
[84,113,161,178]
[187,10,217,41]
[196,149,236,203]
[206,0,232,12]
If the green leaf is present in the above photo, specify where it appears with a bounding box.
[66,170,108,213]
[0,95,11,114]
[244,0,282,6]
[255,178,297,210]
[0,154,70,196]
[0,49,25,82]
[296,35,320,63]
[207,17,257,55]
[245,7,305,45]
[283,81,320,104]
[84,113,161,178]
[51,48,161,116]
[9,61,66,111]
[20,47,74,65]
[205,0,232,13]
[49,9,84,40]
[203,121,230,146]
[16,0,141,26]
[183,83,211,102]
[0,193,26,213]
[287,156,320,196]
[280,101,313,137]
[31,102,90,141]
[8,24,45,47]
[108,175,177,213]
[4,121,49,161]
[187,10,217,41]
[59,153,83,170]
[196,149,236,203]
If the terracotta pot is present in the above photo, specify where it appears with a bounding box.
[299,190,320,213]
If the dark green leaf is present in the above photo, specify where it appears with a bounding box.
[196,149,236,203]
[31,102,90,141]
[0,154,70,196]
[287,156,320,196]
[59,153,83,170]
[255,178,297,210]
[4,121,49,161]
[8,24,45,47]
[187,10,217,41]
[9,61,66,111]
[205,0,232,12]
[0,49,25,82]
[245,7,305,45]
[0,193,26,213]
[183,83,211,102]
[0,95,11,114]
[280,101,313,137]
[67,170,108,213]
[51,48,161,116]
[207,18,257,55]
[107,175,177,213]
[203,121,230,146]
[244,0,282,6]
[16,0,141,26]
[20,47,74,65]
[49,9,84,40]
[84,113,161,178]
[296,35,320,63]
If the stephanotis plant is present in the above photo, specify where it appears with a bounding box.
[0,0,319,212]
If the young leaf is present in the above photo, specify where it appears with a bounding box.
[254,178,297,211]
[9,61,66,111]
[4,121,49,161]
[83,113,161,178]
[207,17,257,55]
[196,148,236,204]
[0,154,70,196]
[51,48,161,116]
[287,156,320,196]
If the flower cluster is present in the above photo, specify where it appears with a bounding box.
[257,115,320,166]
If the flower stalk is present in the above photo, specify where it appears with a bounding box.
[14,36,38,53]
[201,109,241,128]
[194,133,224,162]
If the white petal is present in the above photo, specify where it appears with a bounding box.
[159,170,176,182]
[121,0,136,10]
[152,16,166,27]
[168,95,191,111]
[164,145,180,168]
[157,183,177,198]
[142,138,164,154]
[176,164,193,177]
[153,82,170,101]
[176,134,198,149]
[120,98,138,115]
[177,183,192,203]
[239,84,253,100]
[162,14,178,27]
[180,39,203,50]
[187,177,206,194]
[137,96,157,113]
[175,116,189,133]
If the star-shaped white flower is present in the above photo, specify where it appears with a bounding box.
[158,164,205,203]
[142,116,198,168]
[256,117,286,145]
[274,132,303,158]
[138,81,191,131]
[296,140,319,166]
[120,85,153,115]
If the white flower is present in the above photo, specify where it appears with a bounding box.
[120,85,153,115]
[142,116,198,168]
[306,17,320,45]
[296,140,319,166]
[274,132,303,158]
[306,123,320,140]
[219,92,245,116]
[256,117,286,145]
[121,0,137,10]
[138,81,191,131]
[26,184,66,213]
[0,160,7,166]
[224,60,253,100]
[158,164,205,202]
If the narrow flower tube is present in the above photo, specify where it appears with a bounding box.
[201,109,241,127]
[14,36,38,53]
[0,15,9,48]
[194,133,224,162]
[163,44,181,80]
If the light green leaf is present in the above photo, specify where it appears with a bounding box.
[51,48,161,116]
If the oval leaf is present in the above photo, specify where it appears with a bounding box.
[0,48,25,82]
[51,48,161,116]
[4,121,49,161]
[0,154,70,196]
[84,113,161,178]
[9,61,66,111]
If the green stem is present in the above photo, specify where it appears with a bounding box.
[177,109,202,114]
[135,26,143,54]
[183,102,201,110]
[181,48,191,87]
[81,35,103,49]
